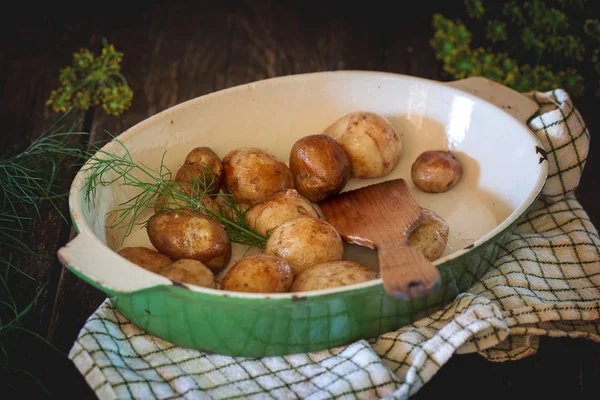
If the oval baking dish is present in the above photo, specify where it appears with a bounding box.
[58,71,548,357]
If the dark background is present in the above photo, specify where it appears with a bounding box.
[1,1,599,398]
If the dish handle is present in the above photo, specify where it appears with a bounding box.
[446,76,538,124]
[57,232,171,297]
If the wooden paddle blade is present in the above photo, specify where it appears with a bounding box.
[318,179,441,300]
[317,179,421,248]
[378,238,441,300]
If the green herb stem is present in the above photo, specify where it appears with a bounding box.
[82,138,267,249]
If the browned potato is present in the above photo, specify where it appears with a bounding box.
[161,259,217,289]
[291,261,379,292]
[323,111,403,178]
[147,210,231,270]
[154,181,220,216]
[117,246,172,274]
[175,147,223,195]
[244,189,320,237]
[265,217,343,275]
[221,147,295,205]
[408,208,449,261]
[289,134,352,202]
[220,255,293,293]
[411,150,463,193]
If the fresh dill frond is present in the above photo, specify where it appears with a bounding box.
[213,193,267,248]
[0,256,59,398]
[82,138,267,249]
[0,113,88,252]
[0,111,86,397]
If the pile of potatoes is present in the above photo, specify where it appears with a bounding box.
[117,111,462,293]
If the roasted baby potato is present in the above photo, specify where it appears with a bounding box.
[154,181,220,215]
[323,111,403,178]
[265,217,344,275]
[411,150,463,193]
[161,259,217,289]
[244,189,320,237]
[147,210,231,270]
[175,147,223,195]
[408,208,449,261]
[291,261,379,292]
[289,134,352,202]
[117,246,172,274]
[221,147,295,205]
[220,255,293,293]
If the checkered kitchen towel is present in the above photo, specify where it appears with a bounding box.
[69,89,600,400]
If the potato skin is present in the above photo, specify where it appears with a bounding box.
[408,208,449,261]
[221,147,295,205]
[244,189,320,237]
[220,255,293,293]
[117,246,172,273]
[146,211,231,270]
[175,147,223,195]
[289,134,352,202]
[265,217,343,275]
[291,261,378,292]
[154,181,221,216]
[161,259,217,289]
[323,111,402,178]
[411,150,463,193]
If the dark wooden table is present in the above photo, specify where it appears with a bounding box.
[2,1,599,398]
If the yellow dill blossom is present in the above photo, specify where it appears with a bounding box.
[486,20,507,43]
[430,2,598,97]
[47,38,133,116]
[73,91,92,111]
[101,84,134,116]
[584,19,600,41]
[465,0,484,19]
[73,48,95,71]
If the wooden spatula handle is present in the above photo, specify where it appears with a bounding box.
[378,238,441,300]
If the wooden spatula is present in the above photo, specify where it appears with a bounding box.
[317,179,441,300]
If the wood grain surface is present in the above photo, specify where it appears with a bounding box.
[1,1,599,398]
[318,179,441,300]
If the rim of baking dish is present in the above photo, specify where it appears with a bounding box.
[66,70,549,299]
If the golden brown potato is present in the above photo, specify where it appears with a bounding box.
[117,246,172,274]
[411,150,463,193]
[323,111,403,178]
[221,147,295,205]
[147,210,231,270]
[408,208,449,261]
[291,261,379,292]
[289,134,352,202]
[154,181,221,216]
[175,147,223,195]
[160,259,217,289]
[220,255,293,293]
[244,189,320,238]
[265,217,343,275]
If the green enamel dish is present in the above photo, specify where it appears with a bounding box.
[58,71,548,357]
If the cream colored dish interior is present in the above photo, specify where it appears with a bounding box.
[76,72,546,286]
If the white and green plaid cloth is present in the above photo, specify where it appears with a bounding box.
[69,89,600,400]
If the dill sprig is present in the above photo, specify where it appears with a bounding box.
[0,114,88,253]
[0,255,60,399]
[0,112,86,397]
[212,193,266,248]
[82,138,267,249]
